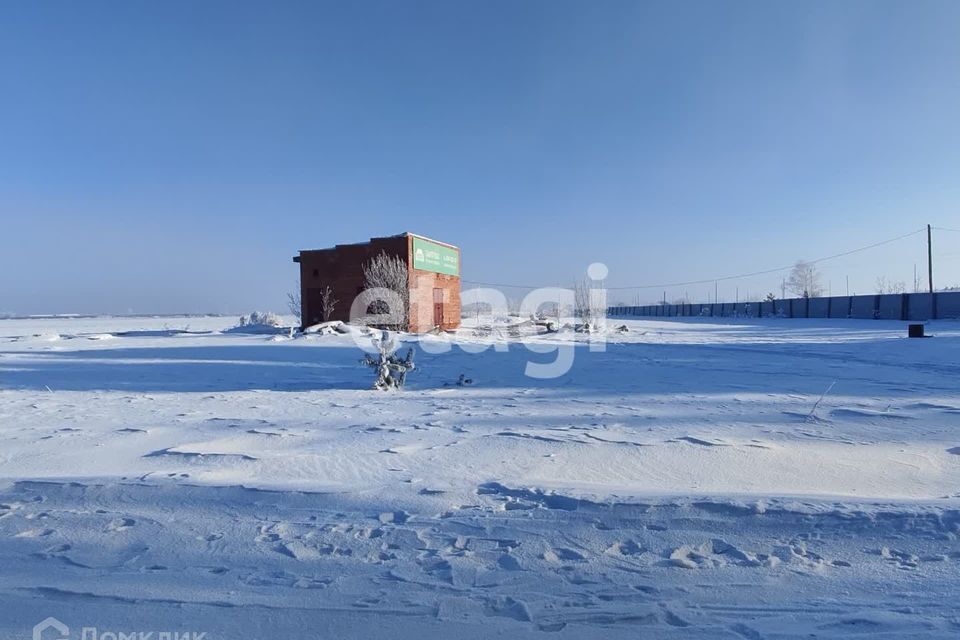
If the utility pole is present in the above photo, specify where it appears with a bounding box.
[927,224,934,294]
[846,275,849,297]
[715,281,718,304]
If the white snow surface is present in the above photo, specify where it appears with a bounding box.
[1,315,959,638]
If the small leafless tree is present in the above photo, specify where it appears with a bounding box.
[319,285,338,322]
[360,331,415,390]
[287,281,302,323]
[786,261,824,298]
[573,278,605,330]
[876,276,906,295]
[363,252,409,330]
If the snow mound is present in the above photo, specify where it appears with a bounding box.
[225,311,287,334]
[302,321,374,337]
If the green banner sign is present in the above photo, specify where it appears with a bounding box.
[412,236,459,276]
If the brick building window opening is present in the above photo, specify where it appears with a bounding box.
[368,300,390,315]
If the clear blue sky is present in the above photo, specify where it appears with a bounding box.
[2,1,959,314]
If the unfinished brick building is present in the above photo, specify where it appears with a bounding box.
[292,233,461,333]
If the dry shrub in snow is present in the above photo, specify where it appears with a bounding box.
[360,331,415,390]
[286,284,301,322]
[238,311,283,328]
[573,278,606,332]
[362,252,408,330]
[318,285,338,322]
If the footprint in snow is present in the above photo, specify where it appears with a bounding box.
[483,596,532,622]
[543,547,585,562]
[673,436,729,447]
[606,539,645,556]
[14,528,54,538]
[378,511,410,524]
[669,539,764,569]
[877,546,919,569]
[497,554,523,571]
[106,518,136,532]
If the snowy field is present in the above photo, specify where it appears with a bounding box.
[1,315,959,639]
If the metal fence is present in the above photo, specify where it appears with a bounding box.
[609,291,960,321]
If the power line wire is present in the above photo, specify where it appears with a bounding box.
[462,227,926,291]
[933,226,960,233]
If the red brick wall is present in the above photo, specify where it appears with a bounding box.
[297,235,407,327]
[296,234,461,332]
[406,234,461,332]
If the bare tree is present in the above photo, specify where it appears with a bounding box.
[876,276,906,294]
[319,285,338,322]
[287,281,301,323]
[573,278,605,330]
[875,276,887,294]
[573,278,590,321]
[363,252,409,330]
[785,261,824,298]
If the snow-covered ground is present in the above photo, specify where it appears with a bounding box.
[1,315,959,638]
